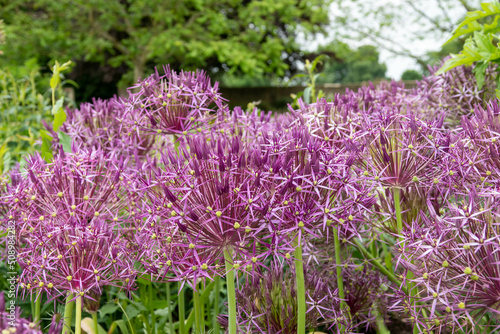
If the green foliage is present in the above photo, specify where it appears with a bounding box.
[438,2,500,93]
[0,60,51,173]
[1,0,333,94]
[401,69,423,80]
[315,43,387,84]
[0,59,73,173]
[289,56,327,106]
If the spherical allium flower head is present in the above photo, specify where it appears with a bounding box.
[9,148,135,232]
[416,61,497,124]
[222,259,338,334]
[364,112,448,190]
[126,65,227,136]
[396,196,500,333]
[3,149,138,302]
[142,134,274,275]
[454,100,500,193]
[135,213,221,285]
[61,97,156,162]
[0,292,63,333]
[17,216,135,302]
[268,125,375,250]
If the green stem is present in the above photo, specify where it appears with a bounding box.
[166,283,174,334]
[333,226,350,332]
[213,276,220,334]
[294,238,306,334]
[178,282,186,334]
[393,188,403,241]
[63,294,74,334]
[75,296,82,334]
[34,292,42,325]
[185,281,215,333]
[353,239,408,295]
[374,304,390,334]
[92,312,99,334]
[224,248,237,334]
[193,283,202,333]
[380,237,394,275]
[149,284,156,334]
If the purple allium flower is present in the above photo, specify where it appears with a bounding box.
[126,65,227,137]
[0,292,62,333]
[3,149,137,303]
[140,134,274,282]
[225,259,338,334]
[61,97,156,162]
[396,196,500,332]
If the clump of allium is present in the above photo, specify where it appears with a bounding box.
[17,217,135,302]
[396,197,500,332]
[126,65,227,136]
[61,97,156,162]
[267,123,375,249]
[223,259,338,333]
[409,61,497,124]
[134,213,222,285]
[0,292,62,333]
[2,149,137,302]
[141,134,275,280]
[453,100,500,193]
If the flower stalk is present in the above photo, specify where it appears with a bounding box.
[294,237,306,334]
[224,248,237,334]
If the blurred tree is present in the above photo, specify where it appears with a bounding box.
[401,69,423,80]
[0,0,332,99]
[314,43,387,84]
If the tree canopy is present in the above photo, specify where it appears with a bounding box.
[314,43,387,84]
[0,0,332,99]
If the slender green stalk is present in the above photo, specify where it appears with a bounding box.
[193,283,202,333]
[201,285,205,332]
[371,237,377,258]
[63,293,74,334]
[224,248,237,334]
[178,282,186,334]
[333,226,351,332]
[75,296,82,334]
[394,188,418,331]
[149,284,156,334]
[353,239,408,294]
[213,276,220,334]
[30,296,35,324]
[374,305,390,334]
[166,283,174,334]
[393,188,403,241]
[380,237,394,275]
[92,312,99,334]
[193,284,205,333]
[34,292,42,325]
[293,238,306,334]
[185,281,215,333]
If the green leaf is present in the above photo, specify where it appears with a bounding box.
[81,317,107,334]
[113,320,130,334]
[473,61,488,90]
[2,151,11,174]
[40,130,53,162]
[53,107,67,132]
[303,86,312,104]
[136,277,152,286]
[99,303,119,318]
[124,304,140,319]
[51,97,64,115]
[58,131,72,152]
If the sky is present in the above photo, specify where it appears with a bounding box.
[302,0,479,80]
